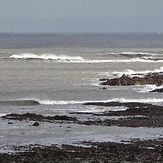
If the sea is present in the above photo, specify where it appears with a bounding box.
[0,33,163,148]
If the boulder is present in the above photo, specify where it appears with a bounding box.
[32,122,39,126]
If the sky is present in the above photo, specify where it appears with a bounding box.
[0,0,163,33]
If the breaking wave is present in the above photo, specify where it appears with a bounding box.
[112,67,163,77]
[9,53,163,63]
[105,51,163,61]
[135,85,163,93]
[9,53,84,62]
[1,98,163,106]
[38,98,163,105]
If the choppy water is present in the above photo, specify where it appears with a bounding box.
[0,33,163,111]
[0,33,163,148]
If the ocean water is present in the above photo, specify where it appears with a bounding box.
[0,33,163,115]
[0,33,163,148]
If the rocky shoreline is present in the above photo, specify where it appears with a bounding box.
[0,138,163,162]
[1,101,163,162]
[82,102,163,127]
[3,102,163,128]
[1,71,163,162]
[100,72,163,87]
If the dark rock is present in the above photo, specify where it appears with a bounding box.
[67,126,71,128]
[100,72,163,86]
[83,102,163,127]
[150,88,163,93]
[2,113,78,123]
[102,87,107,89]
[32,122,39,126]
[0,139,163,162]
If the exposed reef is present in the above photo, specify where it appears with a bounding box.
[1,101,163,162]
[82,102,163,127]
[100,72,163,86]
[3,102,163,128]
[2,113,78,123]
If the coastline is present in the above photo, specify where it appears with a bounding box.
[0,34,163,162]
[0,100,163,162]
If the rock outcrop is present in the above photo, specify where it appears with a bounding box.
[2,113,78,122]
[150,87,163,93]
[100,72,163,86]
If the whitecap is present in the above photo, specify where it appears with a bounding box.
[9,53,84,62]
[112,67,163,77]
[0,113,7,117]
[38,98,163,105]
[8,53,163,63]
[135,85,163,93]
[39,100,86,105]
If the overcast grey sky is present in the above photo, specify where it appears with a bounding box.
[0,0,163,33]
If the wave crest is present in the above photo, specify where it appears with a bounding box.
[112,67,163,77]
[1,98,162,106]
[9,53,84,62]
[9,53,163,63]
[39,98,163,105]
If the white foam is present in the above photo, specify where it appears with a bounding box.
[0,113,7,117]
[121,52,153,55]
[38,98,163,105]
[141,56,159,60]
[105,98,163,103]
[135,85,163,93]
[77,106,127,113]
[113,67,163,77]
[9,53,84,62]
[113,69,136,77]
[86,58,163,63]
[9,53,163,63]
[39,100,86,105]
